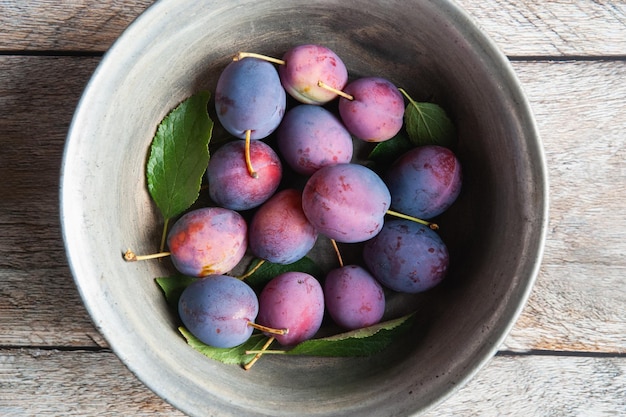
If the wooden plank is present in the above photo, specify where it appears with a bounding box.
[0,56,105,347]
[0,349,624,416]
[1,1,625,56]
[0,56,99,271]
[425,354,626,416]
[457,0,626,57]
[0,349,184,416]
[0,0,155,52]
[1,57,625,353]
[502,61,626,353]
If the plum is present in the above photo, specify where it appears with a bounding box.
[167,207,247,277]
[302,163,391,243]
[257,272,325,346]
[279,44,348,105]
[248,189,318,265]
[338,77,404,142]
[215,57,286,140]
[207,140,282,211]
[178,275,258,348]
[363,219,449,293]
[276,104,353,175]
[324,265,385,330]
[215,57,286,176]
[385,145,462,219]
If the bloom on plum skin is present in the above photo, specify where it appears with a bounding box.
[338,77,405,143]
[302,163,391,243]
[248,189,318,265]
[178,275,259,348]
[207,140,282,211]
[256,272,324,346]
[279,44,349,105]
[385,145,462,219]
[324,265,385,330]
[167,207,247,277]
[363,219,449,294]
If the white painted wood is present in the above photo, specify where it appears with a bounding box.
[502,61,626,353]
[457,0,626,56]
[426,354,626,416]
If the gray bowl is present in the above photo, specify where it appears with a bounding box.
[60,0,548,416]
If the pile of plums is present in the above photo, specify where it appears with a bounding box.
[173,44,462,350]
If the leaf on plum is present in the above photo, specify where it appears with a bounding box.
[243,257,323,290]
[179,327,270,366]
[146,91,213,221]
[400,88,456,148]
[368,132,414,166]
[155,275,197,310]
[285,313,414,357]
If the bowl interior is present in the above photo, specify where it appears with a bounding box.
[61,0,547,416]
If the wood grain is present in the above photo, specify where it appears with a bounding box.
[426,353,626,416]
[0,349,623,416]
[0,0,155,52]
[503,60,626,353]
[456,0,626,57]
[1,1,625,56]
[0,56,105,347]
[0,349,184,416]
[1,1,626,415]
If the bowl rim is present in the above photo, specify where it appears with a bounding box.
[60,0,549,415]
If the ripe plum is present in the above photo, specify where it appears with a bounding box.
[248,189,318,264]
[302,163,391,243]
[207,140,282,210]
[385,145,462,219]
[338,77,405,142]
[257,272,324,346]
[178,275,258,348]
[276,104,353,175]
[215,57,286,140]
[363,219,449,293]
[324,265,385,330]
[279,44,348,105]
[167,207,247,277]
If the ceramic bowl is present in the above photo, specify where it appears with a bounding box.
[61,0,548,415]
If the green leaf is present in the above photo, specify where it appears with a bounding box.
[285,313,414,357]
[146,91,213,221]
[155,275,197,310]
[179,327,270,366]
[243,257,323,290]
[368,132,414,166]
[399,88,456,148]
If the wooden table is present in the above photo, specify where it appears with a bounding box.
[1,1,625,415]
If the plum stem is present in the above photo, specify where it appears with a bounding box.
[397,87,417,106]
[244,130,258,178]
[123,249,171,262]
[238,258,266,281]
[330,239,344,268]
[386,210,439,230]
[234,52,286,66]
[317,81,354,100]
[247,322,289,336]
[243,336,275,370]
